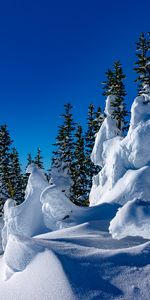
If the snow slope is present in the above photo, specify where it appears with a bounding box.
[0,220,149,300]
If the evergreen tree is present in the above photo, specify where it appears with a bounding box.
[102,61,128,133]
[9,148,24,205]
[22,153,33,192]
[0,125,13,215]
[26,153,32,168]
[71,125,87,205]
[102,69,116,96]
[34,147,44,169]
[85,104,104,194]
[51,103,75,196]
[134,32,150,92]
[93,106,105,133]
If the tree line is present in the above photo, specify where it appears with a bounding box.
[0,32,150,214]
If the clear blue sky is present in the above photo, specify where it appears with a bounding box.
[0,0,150,170]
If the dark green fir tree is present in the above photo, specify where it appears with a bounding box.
[71,125,87,205]
[134,32,150,93]
[9,148,24,205]
[0,125,13,215]
[85,104,104,194]
[34,147,44,169]
[50,103,75,197]
[102,61,128,133]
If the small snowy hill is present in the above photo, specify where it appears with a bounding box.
[0,89,150,299]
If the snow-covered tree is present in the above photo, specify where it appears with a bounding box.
[34,147,44,169]
[71,125,87,205]
[134,32,150,92]
[102,61,128,133]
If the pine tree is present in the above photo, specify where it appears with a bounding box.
[85,104,104,194]
[26,153,32,168]
[9,148,24,205]
[34,147,44,169]
[102,61,128,133]
[71,125,87,205]
[22,153,33,191]
[112,61,128,132]
[0,125,13,215]
[134,32,150,92]
[93,106,105,133]
[102,69,116,96]
[50,103,75,196]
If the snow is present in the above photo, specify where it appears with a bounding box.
[50,160,73,198]
[90,90,150,208]
[109,199,150,240]
[0,220,149,299]
[2,164,49,251]
[40,185,74,230]
[91,95,122,167]
[0,89,150,299]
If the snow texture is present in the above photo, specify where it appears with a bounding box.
[0,221,149,299]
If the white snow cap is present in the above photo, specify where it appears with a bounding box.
[91,95,121,167]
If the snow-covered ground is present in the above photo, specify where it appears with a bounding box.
[0,88,150,299]
[0,220,149,300]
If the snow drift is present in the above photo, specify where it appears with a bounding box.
[109,198,150,240]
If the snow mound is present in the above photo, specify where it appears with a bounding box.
[2,164,49,251]
[3,234,44,280]
[90,90,150,207]
[41,185,74,230]
[109,199,150,240]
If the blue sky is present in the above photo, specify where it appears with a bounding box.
[0,0,150,170]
